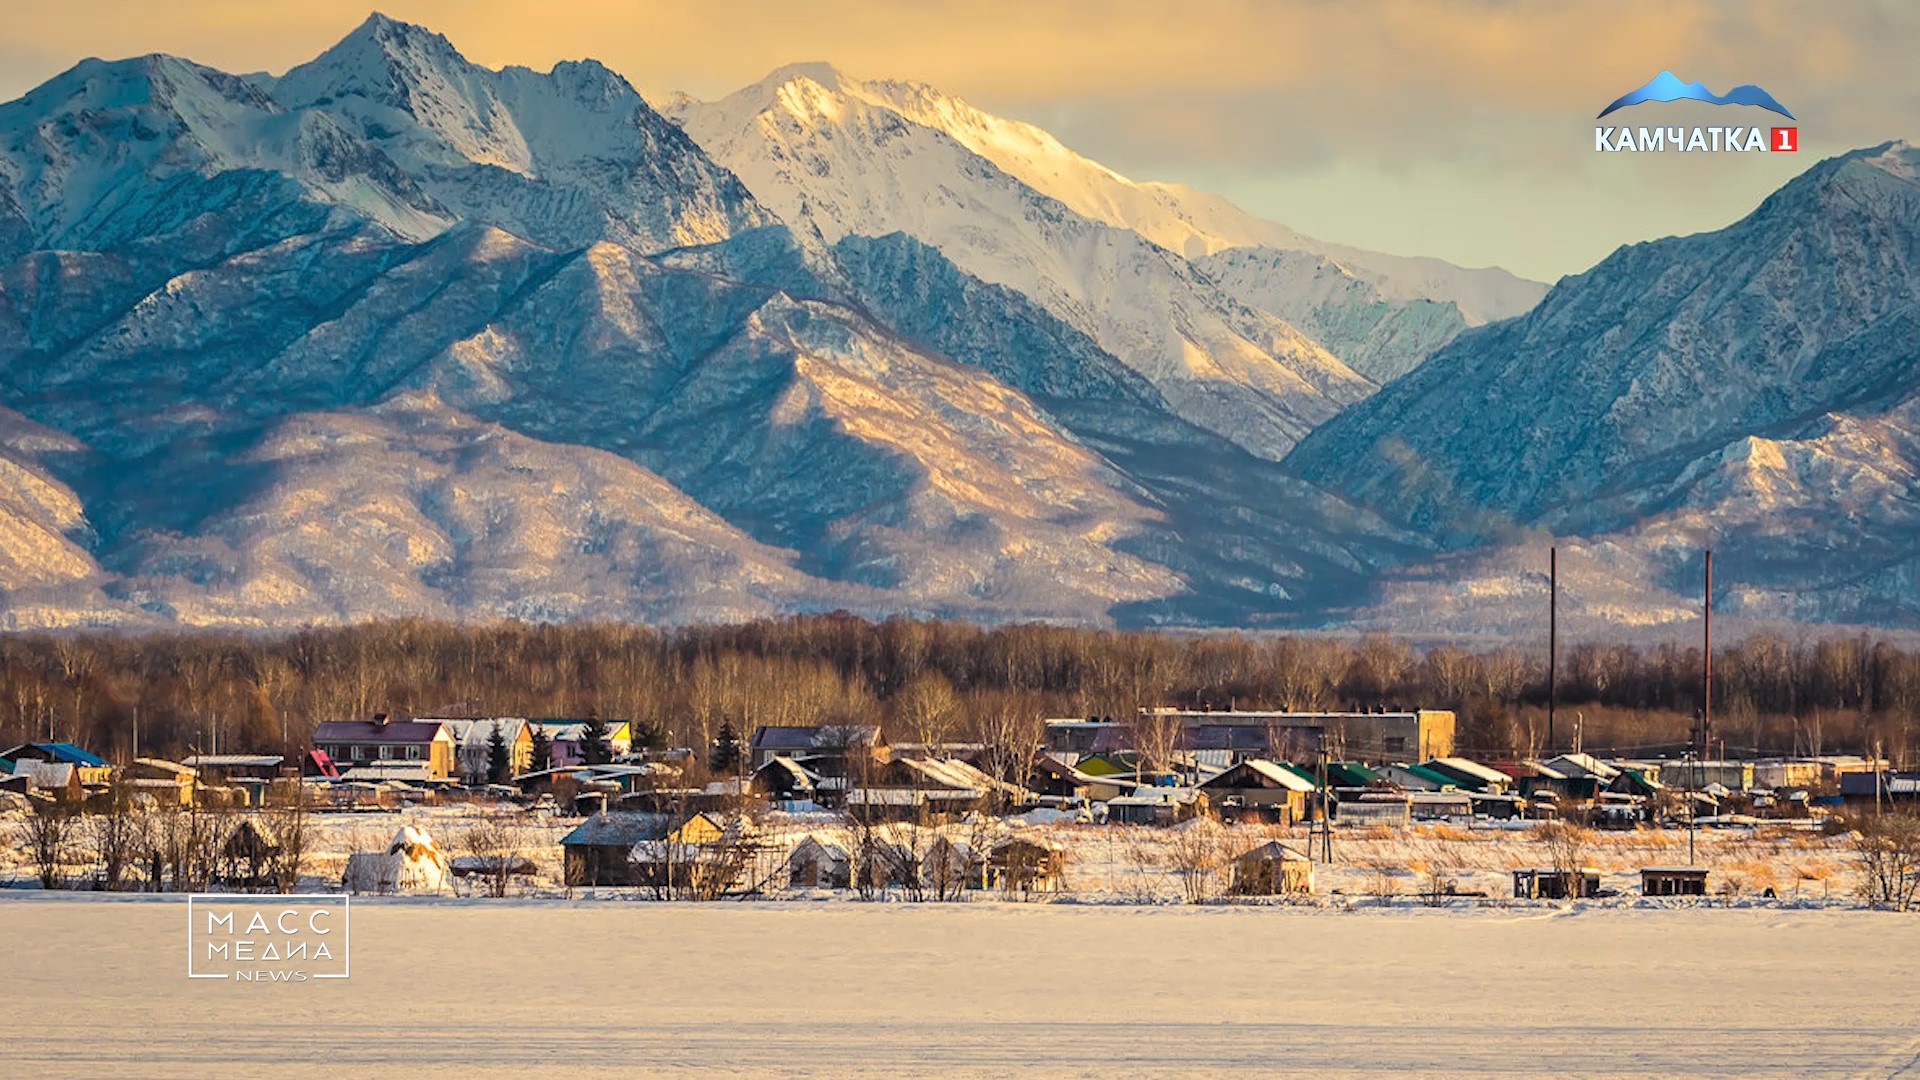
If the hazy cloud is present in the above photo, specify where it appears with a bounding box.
[1,0,1914,279]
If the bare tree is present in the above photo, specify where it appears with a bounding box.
[975,697,1044,810]
[458,812,535,898]
[897,671,960,753]
[25,803,78,889]
[1852,812,1920,912]
[1166,819,1231,904]
[1536,820,1591,881]
[269,782,311,894]
[85,777,145,891]
[1130,709,1184,778]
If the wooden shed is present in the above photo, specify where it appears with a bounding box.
[218,818,282,887]
[1512,867,1601,900]
[1641,866,1709,897]
[986,836,1066,894]
[787,835,852,889]
[1229,841,1315,896]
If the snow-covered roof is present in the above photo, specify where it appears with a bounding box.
[1425,757,1513,785]
[1237,840,1310,862]
[433,717,529,747]
[1543,753,1620,781]
[1204,759,1316,792]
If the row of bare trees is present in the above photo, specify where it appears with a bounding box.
[18,782,311,893]
[0,617,1917,767]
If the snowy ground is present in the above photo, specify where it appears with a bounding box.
[6,896,1919,1077]
[0,804,1872,901]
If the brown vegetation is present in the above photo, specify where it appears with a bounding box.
[0,618,1915,767]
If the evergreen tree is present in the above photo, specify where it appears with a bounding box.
[529,725,553,771]
[486,721,510,783]
[631,719,667,752]
[580,709,612,765]
[709,718,744,776]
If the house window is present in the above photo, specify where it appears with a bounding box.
[406,746,421,760]
[1385,737,1407,753]
[351,745,366,761]
[379,745,394,760]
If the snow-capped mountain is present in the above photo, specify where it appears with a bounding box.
[0,16,1427,630]
[3,13,1909,635]
[668,65,1374,460]
[270,15,775,253]
[1289,141,1920,628]
[822,72,1547,325]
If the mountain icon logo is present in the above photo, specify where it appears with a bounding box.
[1597,71,1795,120]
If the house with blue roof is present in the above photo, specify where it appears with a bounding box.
[2,742,108,768]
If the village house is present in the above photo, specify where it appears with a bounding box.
[1337,790,1412,828]
[312,717,456,781]
[3,758,82,802]
[749,724,886,772]
[752,756,824,805]
[1660,759,1755,793]
[1199,760,1315,825]
[432,717,535,782]
[846,756,1020,822]
[1044,709,1457,764]
[1839,771,1920,809]
[529,718,634,767]
[124,758,198,807]
[1378,763,1461,792]
[561,811,724,887]
[184,754,288,805]
[1106,785,1205,825]
[1420,757,1514,793]
[2,742,111,787]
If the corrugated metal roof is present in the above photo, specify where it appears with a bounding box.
[313,720,450,743]
[561,812,676,846]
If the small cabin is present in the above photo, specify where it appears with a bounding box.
[1512,867,1601,900]
[1230,841,1315,896]
[787,835,851,889]
[1641,866,1709,897]
[986,836,1065,894]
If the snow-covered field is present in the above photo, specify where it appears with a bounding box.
[0,803,1871,901]
[6,896,1919,1077]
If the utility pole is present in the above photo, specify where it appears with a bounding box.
[1876,739,1885,816]
[1314,736,1333,863]
[1703,550,1713,764]
[1686,743,1697,867]
[1548,546,1557,753]
[132,704,139,764]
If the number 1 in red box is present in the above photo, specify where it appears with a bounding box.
[1771,127,1798,152]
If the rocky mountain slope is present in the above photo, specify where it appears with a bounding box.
[0,15,1437,629]
[1290,142,1920,629]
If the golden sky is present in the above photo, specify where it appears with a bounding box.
[3,0,1914,280]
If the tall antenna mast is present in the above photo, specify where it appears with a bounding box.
[1548,546,1557,753]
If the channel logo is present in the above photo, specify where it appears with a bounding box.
[1593,72,1798,154]
[1598,71,1795,120]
